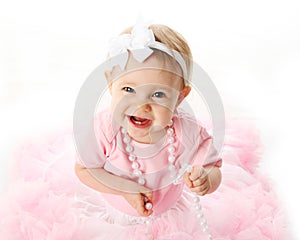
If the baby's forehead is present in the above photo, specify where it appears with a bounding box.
[128,52,182,74]
[113,68,183,89]
[108,51,184,82]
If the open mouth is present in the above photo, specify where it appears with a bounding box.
[128,116,152,128]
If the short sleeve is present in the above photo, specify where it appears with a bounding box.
[193,128,222,168]
[75,110,112,169]
[173,109,222,168]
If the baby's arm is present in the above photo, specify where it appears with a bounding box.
[74,163,153,216]
[183,165,222,195]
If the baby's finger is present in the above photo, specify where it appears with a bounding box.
[190,185,209,196]
[192,177,207,187]
[199,175,209,186]
[183,172,193,187]
[139,185,153,200]
[198,185,209,196]
[189,166,202,181]
[138,195,153,216]
[137,202,148,216]
[141,205,153,216]
[144,191,153,201]
[191,181,208,192]
[199,167,208,179]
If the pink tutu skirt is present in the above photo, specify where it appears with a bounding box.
[0,120,291,240]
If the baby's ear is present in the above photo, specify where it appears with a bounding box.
[177,85,191,105]
[105,71,113,94]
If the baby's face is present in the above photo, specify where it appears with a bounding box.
[110,69,186,143]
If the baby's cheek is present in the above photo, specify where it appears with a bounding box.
[154,107,173,124]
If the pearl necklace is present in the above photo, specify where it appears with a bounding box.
[120,121,213,240]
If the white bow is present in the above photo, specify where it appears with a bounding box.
[105,18,188,81]
[108,19,155,68]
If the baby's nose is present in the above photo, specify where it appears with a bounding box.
[140,103,151,113]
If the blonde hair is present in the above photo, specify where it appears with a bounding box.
[121,24,193,82]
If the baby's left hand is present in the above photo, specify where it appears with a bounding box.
[183,165,211,196]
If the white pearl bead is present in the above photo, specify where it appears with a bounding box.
[167,146,175,153]
[195,205,202,210]
[145,219,151,225]
[201,219,207,226]
[131,161,139,169]
[167,128,174,135]
[121,128,127,134]
[167,137,175,144]
[178,167,185,174]
[123,136,130,143]
[138,178,146,185]
[193,197,200,203]
[168,164,176,171]
[192,192,198,197]
[168,155,175,163]
[126,145,133,152]
[170,172,176,178]
[147,234,153,240]
[207,234,212,240]
[202,226,209,233]
[133,169,142,177]
[197,212,204,218]
[145,202,153,210]
[128,154,136,161]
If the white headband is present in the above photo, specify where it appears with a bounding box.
[106,20,189,82]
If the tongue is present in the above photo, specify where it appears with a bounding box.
[130,116,152,128]
[132,116,147,122]
[130,116,152,126]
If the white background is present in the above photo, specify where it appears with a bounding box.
[0,0,299,239]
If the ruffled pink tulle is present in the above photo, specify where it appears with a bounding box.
[0,121,291,240]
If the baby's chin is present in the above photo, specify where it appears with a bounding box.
[127,124,167,144]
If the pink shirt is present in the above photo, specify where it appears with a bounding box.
[77,109,222,216]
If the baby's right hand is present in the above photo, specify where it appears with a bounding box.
[122,185,153,217]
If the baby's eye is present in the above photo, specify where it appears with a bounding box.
[152,91,166,98]
[122,87,135,93]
